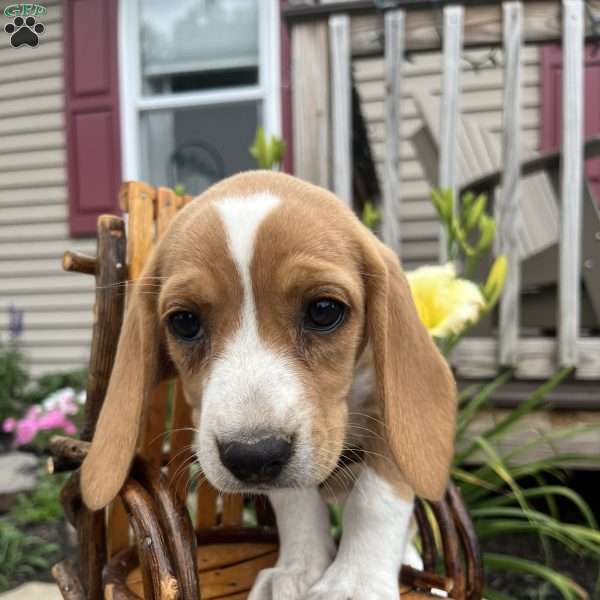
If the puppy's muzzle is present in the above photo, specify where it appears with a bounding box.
[218,434,293,484]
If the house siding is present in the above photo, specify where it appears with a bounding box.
[0,1,95,377]
[354,46,542,270]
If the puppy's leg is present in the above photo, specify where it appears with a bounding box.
[305,465,413,600]
[248,487,335,600]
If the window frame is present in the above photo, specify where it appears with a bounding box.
[118,0,281,181]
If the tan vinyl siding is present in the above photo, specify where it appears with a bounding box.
[355,46,542,270]
[0,1,95,377]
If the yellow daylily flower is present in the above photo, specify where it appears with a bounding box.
[407,263,486,338]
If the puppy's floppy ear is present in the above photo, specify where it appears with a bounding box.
[363,237,456,501]
[81,266,165,511]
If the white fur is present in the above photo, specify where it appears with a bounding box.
[248,487,335,600]
[196,194,314,491]
[306,466,413,600]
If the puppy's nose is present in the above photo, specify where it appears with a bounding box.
[218,436,292,483]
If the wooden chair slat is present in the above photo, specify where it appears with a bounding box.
[196,480,219,529]
[126,545,278,600]
[168,380,194,501]
[222,495,245,527]
[126,182,156,280]
[197,551,278,599]
[197,543,277,573]
[107,501,130,558]
[156,187,178,239]
[119,181,157,213]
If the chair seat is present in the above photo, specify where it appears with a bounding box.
[123,542,433,599]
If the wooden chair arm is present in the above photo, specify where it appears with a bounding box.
[447,483,483,600]
[412,483,483,599]
[131,460,200,600]
[118,478,178,600]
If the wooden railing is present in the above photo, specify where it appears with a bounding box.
[286,0,600,380]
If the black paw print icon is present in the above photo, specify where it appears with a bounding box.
[4,16,45,48]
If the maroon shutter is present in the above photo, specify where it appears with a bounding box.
[540,44,600,204]
[63,0,122,236]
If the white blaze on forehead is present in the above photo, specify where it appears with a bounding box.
[215,193,280,325]
[203,193,306,435]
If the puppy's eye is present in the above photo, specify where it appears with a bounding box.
[168,311,203,341]
[304,299,346,332]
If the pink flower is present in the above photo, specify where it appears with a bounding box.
[2,417,17,433]
[38,409,77,435]
[14,418,39,446]
[4,399,79,448]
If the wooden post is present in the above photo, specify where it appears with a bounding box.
[80,216,127,442]
[438,5,463,262]
[559,0,584,367]
[498,2,523,366]
[329,13,352,206]
[57,215,127,600]
[382,9,405,256]
[291,21,331,188]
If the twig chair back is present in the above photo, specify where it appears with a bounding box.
[109,183,245,556]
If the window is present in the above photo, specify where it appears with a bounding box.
[119,0,281,195]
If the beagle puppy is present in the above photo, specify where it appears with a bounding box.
[80,171,456,600]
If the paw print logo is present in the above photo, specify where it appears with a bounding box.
[4,16,45,48]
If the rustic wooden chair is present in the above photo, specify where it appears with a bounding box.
[48,181,484,600]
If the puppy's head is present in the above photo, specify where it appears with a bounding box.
[81,171,456,510]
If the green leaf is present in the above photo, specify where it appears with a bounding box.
[477,486,597,530]
[249,127,286,170]
[484,553,588,599]
[361,201,382,231]
[456,367,573,463]
[464,194,487,231]
[456,368,513,437]
[431,188,454,224]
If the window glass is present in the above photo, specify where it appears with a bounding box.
[140,103,260,195]
[140,0,259,95]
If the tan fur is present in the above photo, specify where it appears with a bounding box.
[80,171,456,510]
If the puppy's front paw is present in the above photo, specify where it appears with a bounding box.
[305,564,400,600]
[248,558,331,600]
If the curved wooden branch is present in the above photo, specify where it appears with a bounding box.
[120,478,179,600]
[447,482,484,600]
[132,460,200,600]
[400,565,452,594]
[104,549,143,600]
[414,497,437,573]
[430,496,465,598]
[52,560,86,600]
[48,436,90,473]
[62,251,97,275]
